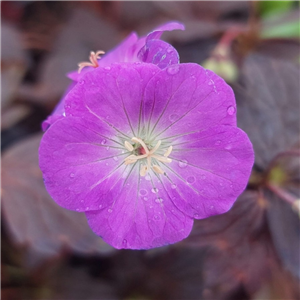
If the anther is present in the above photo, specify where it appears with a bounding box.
[78,50,105,73]
[124,141,134,152]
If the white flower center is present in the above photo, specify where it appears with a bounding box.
[124,137,172,176]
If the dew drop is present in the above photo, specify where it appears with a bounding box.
[227,105,236,115]
[210,206,214,209]
[106,146,110,151]
[104,66,111,70]
[139,189,148,196]
[69,173,75,178]
[79,80,85,85]
[171,183,177,189]
[169,114,179,122]
[151,188,158,193]
[225,145,232,150]
[145,175,151,181]
[167,47,173,53]
[105,163,108,166]
[76,208,80,212]
[208,80,213,86]
[194,213,199,218]
[80,200,84,203]
[86,206,89,210]
[155,198,163,203]
[187,176,195,184]
[178,160,188,168]
[113,156,118,161]
[122,239,127,245]
[101,139,107,145]
[143,197,148,201]
[201,175,206,180]
[215,140,221,146]
[167,65,180,75]
[154,215,160,221]
[98,204,102,209]
[108,208,113,213]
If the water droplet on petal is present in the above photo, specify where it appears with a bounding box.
[178,160,188,168]
[208,80,213,85]
[98,204,102,209]
[122,239,127,246]
[139,189,148,196]
[167,65,180,75]
[79,80,85,85]
[155,198,163,203]
[76,208,80,212]
[167,47,173,53]
[154,215,160,221]
[171,184,177,189]
[201,175,206,180]
[70,173,75,178]
[108,208,112,213]
[215,140,221,146]
[104,66,111,70]
[101,139,107,145]
[145,175,151,181]
[227,105,236,115]
[86,206,89,210]
[187,176,195,184]
[225,145,232,150]
[143,197,148,201]
[210,206,214,209]
[151,188,158,193]
[169,114,179,122]
[194,213,199,218]
[106,146,110,151]
[113,156,118,161]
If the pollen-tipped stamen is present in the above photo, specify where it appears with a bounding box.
[123,137,172,176]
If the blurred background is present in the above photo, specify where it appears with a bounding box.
[1,1,299,299]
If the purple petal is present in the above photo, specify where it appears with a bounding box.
[138,39,180,69]
[147,21,185,40]
[142,63,236,141]
[158,125,254,219]
[39,116,132,211]
[86,176,193,249]
[64,63,161,134]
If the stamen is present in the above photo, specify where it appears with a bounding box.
[140,165,148,176]
[123,137,172,176]
[78,50,105,73]
[153,165,164,174]
[164,146,173,157]
[124,141,134,152]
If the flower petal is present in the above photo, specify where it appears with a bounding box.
[85,173,193,249]
[142,63,237,141]
[157,125,254,219]
[39,116,131,211]
[147,21,185,40]
[65,63,160,136]
[138,39,180,69]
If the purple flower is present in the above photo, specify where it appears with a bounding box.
[42,21,184,131]
[39,61,254,249]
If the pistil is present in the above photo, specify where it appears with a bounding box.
[124,137,172,176]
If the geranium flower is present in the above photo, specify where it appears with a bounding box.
[42,21,184,131]
[39,61,254,249]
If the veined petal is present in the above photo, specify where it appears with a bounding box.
[138,39,180,69]
[143,63,237,141]
[64,63,161,137]
[158,125,254,218]
[86,174,193,249]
